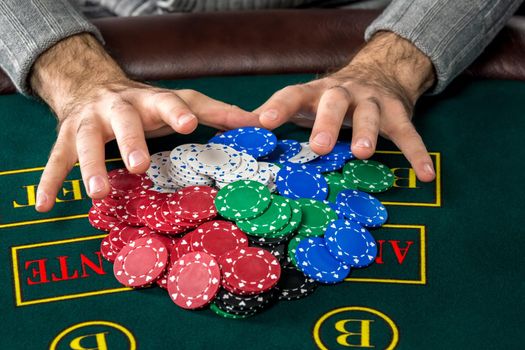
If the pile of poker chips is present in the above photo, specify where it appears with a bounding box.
[88,127,397,318]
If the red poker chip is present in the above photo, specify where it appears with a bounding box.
[168,186,218,223]
[170,234,194,261]
[167,251,221,309]
[100,235,118,262]
[92,196,122,216]
[109,224,152,252]
[191,220,248,259]
[218,247,281,295]
[160,200,200,228]
[113,237,169,287]
[135,193,164,222]
[150,232,180,251]
[88,207,120,231]
[108,168,152,197]
[142,201,185,235]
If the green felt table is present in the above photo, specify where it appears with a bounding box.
[0,74,524,350]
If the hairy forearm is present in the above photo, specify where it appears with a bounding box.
[30,34,128,117]
[333,31,435,113]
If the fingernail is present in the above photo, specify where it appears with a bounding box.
[88,175,105,195]
[312,132,332,147]
[178,114,196,126]
[36,191,47,209]
[424,163,435,176]
[261,110,278,121]
[128,150,148,168]
[355,138,372,149]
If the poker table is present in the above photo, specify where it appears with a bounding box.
[1,10,524,350]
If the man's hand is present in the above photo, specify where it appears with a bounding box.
[255,31,437,182]
[32,34,259,213]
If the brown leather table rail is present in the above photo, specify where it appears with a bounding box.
[1,9,524,95]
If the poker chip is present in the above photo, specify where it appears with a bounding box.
[214,288,276,314]
[92,196,121,216]
[248,233,292,247]
[295,237,350,284]
[287,142,320,164]
[88,207,120,231]
[113,195,144,226]
[113,237,169,287]
[236,195,291,236]
[286,236,303,267]
[276,264,318,300]
[108,224,151,252]
[100,235,118,262]
[306,156,346,173]
[276,164,328,200]
[343,160,394,193]
[108,168,152,197]
[191,220,248,259]
[324,172,356,202]
[251,241,287,264]
[142,201,185,234]
[209,127,277,158]
[336,190,388,228]
[147,151,178,189]
[215,180,271,220]
[210,302,255,319]
[321,141,354,162]
[324,219,377,267]
[167,251,221,309]
[184,143,242,177]
[219,247,281,295]
[219,152,259,183]
[267,197,302,238]
[167,186,218,223]
[296,199,338,237]
[260,139,301,163]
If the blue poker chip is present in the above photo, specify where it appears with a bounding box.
[259,139,301,163]
[304,156,346,173]
[208,127,277,158]
[275,164,328,201]
[295,237,350,284]
[321,141,355,161]
[335,190,388,228]
[324,219,377,268]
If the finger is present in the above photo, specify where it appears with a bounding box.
[388,120,436,182]
[147,91,199,134]
[36,126,77,212]
[76,117,110,198]
[178,89,262,130]
[351,98,381,159]
[106,101,150,173]
[309,86,351,155]
[253,85,314,130]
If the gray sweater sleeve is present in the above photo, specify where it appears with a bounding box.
[365,0,524,94]
[0,0,103,94]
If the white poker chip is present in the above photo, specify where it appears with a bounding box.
[147,151,178,189]
[216,152,259,183]
[184,143,242,176]
[287,142,320,164]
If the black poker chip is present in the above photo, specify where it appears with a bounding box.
[276,264,318,301]
[247,232,293,247]
[214,288,277,314]
[250,242,287,264]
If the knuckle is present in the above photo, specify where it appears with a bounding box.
[79,158,100,172]
[117,132,142,150]
[279,84,304,96]
[108,98,132,114]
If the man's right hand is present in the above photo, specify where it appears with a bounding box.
[31,34,260,213]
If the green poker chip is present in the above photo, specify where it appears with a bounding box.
[324,172,356,202]
[268,198,302,238]
[286,236,303,267]
[342,160,394,193]
[296,199,338,237]
[236,195,291,236]
[214,180,271,220]
[210,303,253,319]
